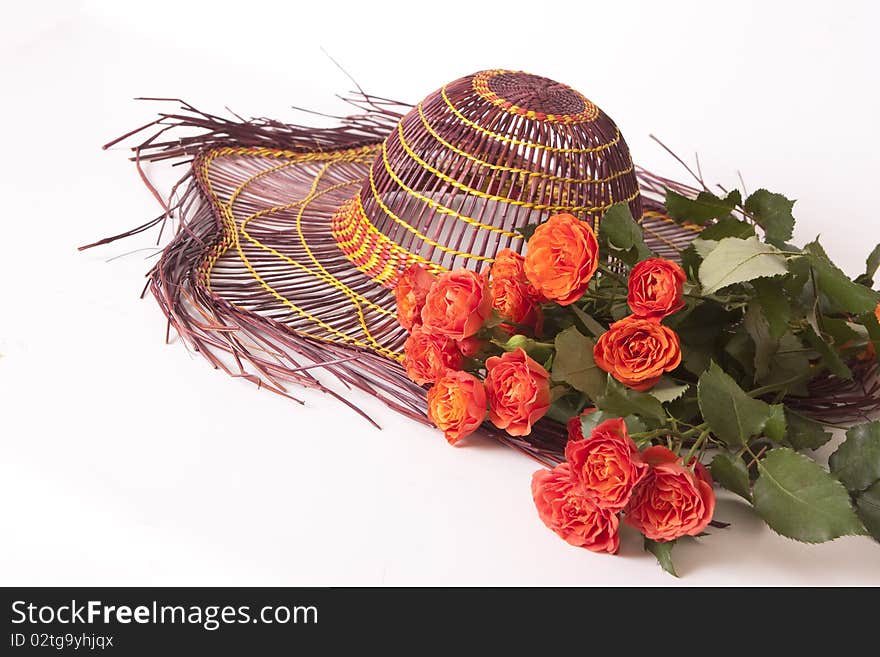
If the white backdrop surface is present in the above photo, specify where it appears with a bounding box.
[2,0,879,585]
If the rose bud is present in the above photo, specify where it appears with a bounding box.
[456,335,487,358]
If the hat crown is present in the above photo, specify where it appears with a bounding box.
[332,70,641,285]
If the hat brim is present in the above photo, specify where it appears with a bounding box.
[198,144,407,361]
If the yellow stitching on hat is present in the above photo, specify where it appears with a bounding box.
[396,124,639,213]
[237,182,399,322]
[440,86,622,154]
[222,151,399,321]
[237,169,398,357]
[367,166,497,262]
[380,136,523,239]
[223,167,383,353]
[471,70,599,124]
[396,121,638,213]
[331,195,449,283]
[199,146,402,358]
[416,102,634,185]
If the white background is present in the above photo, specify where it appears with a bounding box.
[2,0,879,585]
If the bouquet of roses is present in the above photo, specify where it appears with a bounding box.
[394,187,880,574]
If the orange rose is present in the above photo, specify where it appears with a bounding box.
[524,213,599,306]
[420,269,491,340]
[565,417,648,511]
[395,264,436,332]
[624,446,715,542]
[485,348,551,436]
[491,277,543,335]
[491,248,527,282]
[403,325,463,386]
[531,463,620,553]
[593,315,682,391]
[426,370,487,445]
[627,257,687,319]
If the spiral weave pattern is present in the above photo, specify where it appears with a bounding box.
[333,70,642,286]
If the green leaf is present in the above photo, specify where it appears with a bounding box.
[743,302,776,382]
[648,379,690,404]
[710,452,752,501]
[755,332,811,396]
[665,393,702,427]
[856,481,880,542]
[517,223,539,240]
[697,361,774,447]
[804,241,880,314]
[570,305,607,338]
[744,189,795,244]
[699,237,788,295]
[820,317,860,348]
[699,215,756,241]
[599,203,652,265]
[644,537,678,577]
[600,203,641,249]
[753,448,865,543]
[801,324,852,380]
[752,278,791,338]
[862,309,880,354]
[764,404,787,443]
[551,327,606,401]
[691,237,721,259]
[666,188,741,225]
[722,331,755,380]
[597,378,666,423]
[671,303,740,376]
[579,409,647,438]
[545,392,586,425]
[784,410,832,450]
[680,245,702,280]
[865,243,880,279]
[829,421,880,492]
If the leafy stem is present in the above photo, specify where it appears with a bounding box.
[685,428,712,466]
[597,261,627,285]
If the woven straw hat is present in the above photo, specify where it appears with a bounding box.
[95,70,712,457]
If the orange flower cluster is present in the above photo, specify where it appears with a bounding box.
[394,210,717,560]
[532,417,715,552]
[395,259,550,445]
[594,257,686,391]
